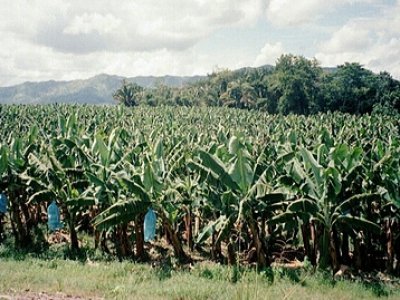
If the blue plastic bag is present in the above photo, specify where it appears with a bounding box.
[144,208,156,242]
[0,193,7,214]
[47,201,61,232]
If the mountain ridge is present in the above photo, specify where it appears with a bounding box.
[2,64,340,105]
[0,73,207,105]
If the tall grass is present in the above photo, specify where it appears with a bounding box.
[0,257,399,299]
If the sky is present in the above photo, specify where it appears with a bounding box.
[0,0,399,87]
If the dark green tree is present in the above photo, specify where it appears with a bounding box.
[320,63,377,114]
[113,80,143,107]
[372,71,400,114]
[267,54,322,115]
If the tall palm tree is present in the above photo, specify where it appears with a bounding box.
[113,80,143,107]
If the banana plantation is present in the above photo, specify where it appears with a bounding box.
[0,105,399,274]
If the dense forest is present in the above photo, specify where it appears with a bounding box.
[114,54,400,115]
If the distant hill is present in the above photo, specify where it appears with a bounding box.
[0,74,205,105]
[0,65,334,105]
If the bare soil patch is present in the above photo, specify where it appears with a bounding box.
[0,291,102,300]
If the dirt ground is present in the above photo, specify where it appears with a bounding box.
[0,291,102,300]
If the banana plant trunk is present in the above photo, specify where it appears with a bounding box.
[20,202,33,233]
[0,214,4,244]
[211,231,222,262]
[341,232,350,265]
[9,209,18,245]
[386,220,394,273]
[227,239,236,265]
[310,221,317,266]
[301,222,312,263]
[135,214,145,261]
[319,226,340,271]
[161,211,190,263]
[248,215,269,268]
[100,230,110,254]
[121,224,132,258]
[113,225,131,258]
[66,210,79,251]
[353,236,367,271]
[35,204,43,226]
[319,226,331,269]
[194,214,200,237]
[95,231,110,254]
[184,207,193,251]
[330,228,341,271]
[10,201,30,248]
[260,217,266,241]
[94,230,100,249]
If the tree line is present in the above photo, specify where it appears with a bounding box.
[114,54,400,115]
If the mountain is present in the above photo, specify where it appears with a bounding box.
[0,74,205,105]
[0,64,331,105]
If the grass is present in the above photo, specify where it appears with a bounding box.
[0,234,399,299]
[1,258,400,300]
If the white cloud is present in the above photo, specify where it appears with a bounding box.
[316,3,400,78]
[64,13,121,35]
[266,0,323,26]
[0,0,264,54]
[254,42,284,66]
[266,0,378,26]
[0,0,265,85]
[0,32,223,86]
[0,0,399,86]
[318,23,372,53]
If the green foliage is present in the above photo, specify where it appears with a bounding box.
[2,258,400,299]
[112,55,400,115]
[0,104,399,273]
[113,80,143,107]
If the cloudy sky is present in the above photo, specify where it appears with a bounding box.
[0,0,399,86]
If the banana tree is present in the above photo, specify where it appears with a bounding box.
[24,115,94,251]
[275,145,381,270]
[89,126,151,259]
[0,127,40,248]
[191,135,285,267]
[93,135,192,262]
[365,137,400,273]
[169,171,201,252]
[92,174,150,259]
[140,137,191,262]
[25,141,93,251]
[86,127,147,258]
